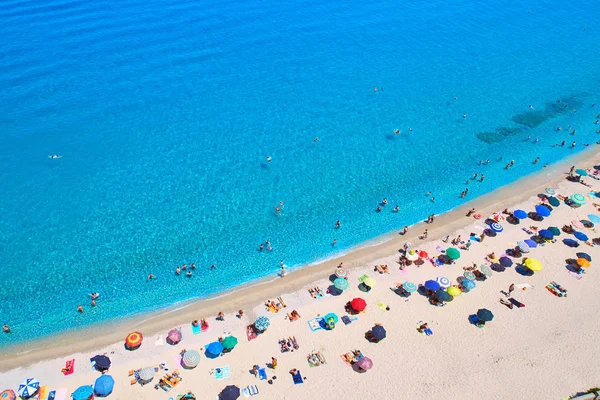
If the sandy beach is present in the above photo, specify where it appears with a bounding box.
[1,148,600,399]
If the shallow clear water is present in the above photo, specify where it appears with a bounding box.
[1,0,599,346]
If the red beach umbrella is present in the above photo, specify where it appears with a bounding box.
[125,332,143,350]
[418,250,429,259]
[350,298,367,311]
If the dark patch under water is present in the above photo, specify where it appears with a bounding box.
[476,126,522,143]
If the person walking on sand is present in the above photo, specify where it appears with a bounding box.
[569,166,575,176]
[507,283,515,297]
[402,226,408,235]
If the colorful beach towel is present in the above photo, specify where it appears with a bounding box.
[307,318,323,332]
[215,365,230,380]
[51,388,67,400]
[341,315,357,325]
[242,385,259,398]
[376,302,388,311]
[191,324,201,335]
[246,325,258,341]
[155,335,165,347]
[63,359,75,375]
[39,386,49,400]
[292,370,304,385]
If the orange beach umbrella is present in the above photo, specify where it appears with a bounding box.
[125,332,143,349]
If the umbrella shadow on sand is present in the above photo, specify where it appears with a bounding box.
[327,285,343,297]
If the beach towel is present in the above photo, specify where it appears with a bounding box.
[201,322,209,332]
[376,302,388,311]
[308,318,323,331]
[258,368,267,380]
[243,385,259,397]
[52,388,67,400]
[155,335,165,347]
[246,325,258,341]
[341,316,351,325]
[39,386,49,400]
[569,271,583,280]
[48,391,55,400]
[435,245,444,252]
[192,324,201,335]
[292,370,304,384]
[508,298,525,308]
[215,366,229,380]
[63,359,75,375]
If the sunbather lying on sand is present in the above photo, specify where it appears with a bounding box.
[287,310,301,321]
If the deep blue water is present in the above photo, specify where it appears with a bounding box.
[1,0,599,346]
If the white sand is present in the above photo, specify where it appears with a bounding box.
[1,158,600,399]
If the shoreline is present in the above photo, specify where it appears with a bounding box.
[1,146,598,371]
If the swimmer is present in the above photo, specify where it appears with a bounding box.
[313,137,319,143]
[280,260,284,267]
[382,198,388,205]
[557,126,562,131]
[332,238,337,246]
[210,264,216,270]
[182,264,187,270]
[91,299,96,307]
[2,324,9,333]
[480,174,485,182]
[505,163,510,169]
[147,273,155,281]
[90,292,99,300]
[176,266,181,275]
[534,138,539,143]
[376,206,382,212]
[267,156,272,163]
[393,205,399,212]
[279,201,284,208]
[373,87,377,92]
[335,220,341,228]
[453,97,457,101]
[571,142,576,148]
[486,159,490,164]
[431,196,435,202]
[465,179,470,185]
[48,155,62,159]
[426,191,431,196]
[462,113,467,118]
[280,265,286,278]
[510,160,515,166]
[394,129,400,135]
[571,130,576,135]
[533,157,539,164]
[186,270,193,277]
[472,173,478,180]
[77,305,84,313]
[409,127,413,132]
[526,136,531,140]
[259,244,264,252]
[191,263,196,270]
[275,206,281,214]
[561,141,566,147]
[529,105,534,109]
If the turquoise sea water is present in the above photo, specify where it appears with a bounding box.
[1,0,599,346]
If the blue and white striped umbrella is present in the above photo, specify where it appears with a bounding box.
[254,316,270,331]
[18,378,39,398]
[490,223,503,233]
[436,276,451,289]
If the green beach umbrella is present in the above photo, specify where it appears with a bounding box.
[548,197,560,207]
[575,169,588,176]
[221,336,238,350]
[446,248,461,260]
[334,278,349,290]
[549,226,560,236]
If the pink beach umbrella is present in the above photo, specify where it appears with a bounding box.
[167,329,182,345]
[356,356,373,371]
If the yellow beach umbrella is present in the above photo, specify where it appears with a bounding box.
[363,277,377,288]
[577,258,590,267]
[524,258,542,272]
[447,286,461,297]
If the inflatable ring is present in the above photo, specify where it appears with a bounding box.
[473,213,482,220]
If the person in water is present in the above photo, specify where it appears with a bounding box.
[77,305,84,313]
[3,324,10,333]
[186,270,193,277]
[393,205,399,212]
[148,273,155,281]
[335,220,341,228]
[382,198,388,205]
[176,266,181,275]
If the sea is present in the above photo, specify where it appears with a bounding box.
[1,0,599,346]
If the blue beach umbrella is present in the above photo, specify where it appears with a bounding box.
[91,355,111,370]
[524,239,538,248]
[513,210,528,220]
[576,252,592,262]
[18,378,39,398]
[539,229,554,240]
[333,278,349,291]
[499,256,513,267]
[574,231,588,241]
[94,375,115,397]
[477,309,494,322]
[206,341,224,357]
[371,325,387,340]
[435,289,451,301]
[490,222,503,232]
[563,238,579,247]
[424,280,441,291]
[588,214,600,223]
[548,197,560,207]
[535,205,551,217]
[463,279,476,290]
[402,281,417,293]
[254,316,270,332]
[72,385,93,400]
[220,385,240,400]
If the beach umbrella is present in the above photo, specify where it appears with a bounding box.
[575,169,588,176]
[323,313,338,325]
[94,375,115,397]
[446,248,461,260]
[418,250,429,259]
[539,229,554,240]
[91,355,111,370]
[72,385,93,400]
[182,349,201,368]
[576,252,592,262]
[563,238,580,247]
[137,367,155,383]
[517,241,530,253]
[334,278,349,291]
[491,263,506,272]
[406,250,419,261]
[206,341,224,357]
[335,268,347,278]
[570,194,586,205]
[549,226,561,236]
[535,205,551,217]
[436,276,451,289]
[572,220,585,229]
[548,197,560,207]
[513,209,528,219]
[499,256,513,267]
[371,325,386,340]
[435,289,451,302]
[447,286,461,297]
[362,276,377,288]
[0,390,15,400]
[524,258,542,272]
[254,316,270,331]
[524,239,538,248]
[167,328,182,345]
[477,309,494,322]
[489,212,505,222]
[220,385,240,400]
[424,280,441,291]
[490,222,503,233]
[463,279,476,290]
[402,281,417,293]
[588,214,600,223]
[221,336,238,350]
[581,219,594,228]
[545,188,556,195]
[480,265,493,277]
[574,231,588,241]
[356,356,373,371]
[125,332,143,350]
[350,297,367,311]
[17,379,39,398]
[463,271,476,281]
[577,258,591,268]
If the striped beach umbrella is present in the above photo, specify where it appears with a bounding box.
[402,281,417,293]
[490,222,503,232]
[182,349,201,368]
[125,331,143,350]
[463,271,476,281]
[570,193,586,205]
[489,212,505,222]
[335,268,347,278]
[0,390,15,400]
[480,264,493,277]
[406,250,419,261]
[18,378,39,398]
[545,188,556,195]
[136,367,155,383]
[436,276,451,289]
[334,278,349,291]
[254,316,270,331]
